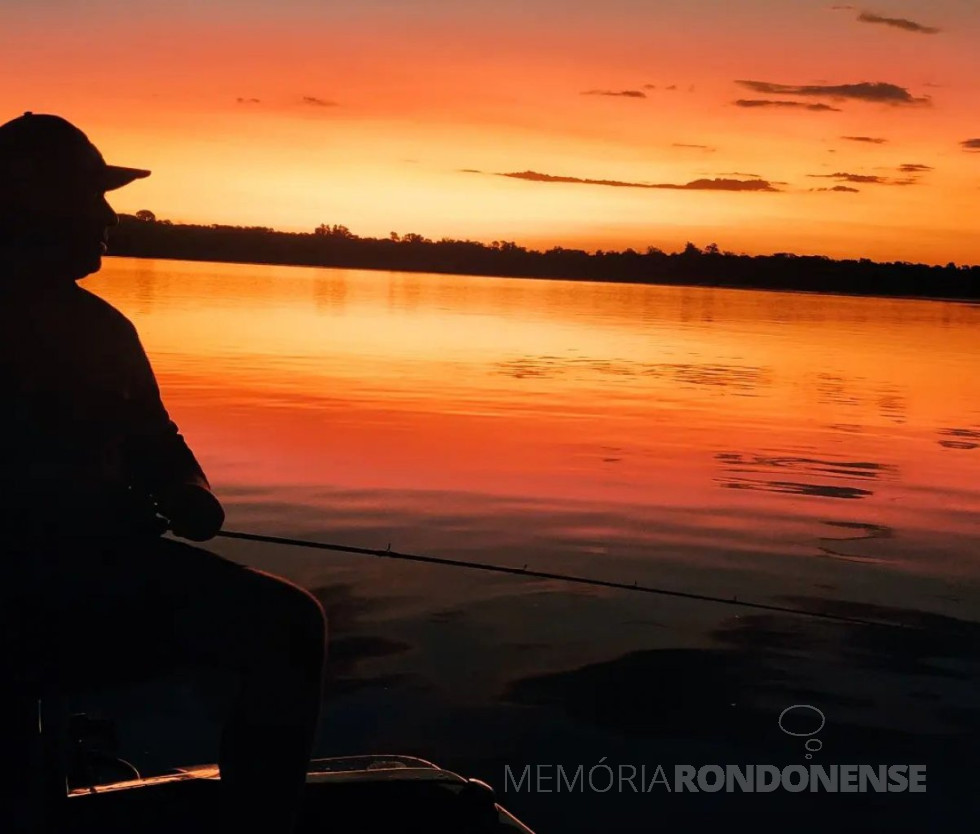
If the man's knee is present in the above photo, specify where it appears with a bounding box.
[251,571,327,669]
[288,584,328,660]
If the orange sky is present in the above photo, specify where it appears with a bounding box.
[2,0,979,264]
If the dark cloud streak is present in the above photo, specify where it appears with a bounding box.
[841,135,887,144]
[808,171,924,186]
[499,170,778,192]
[810,172,884,183]
[735,99,842,112]
[581,89,647,98]
[736,80,929,106]
[857,11,940,34]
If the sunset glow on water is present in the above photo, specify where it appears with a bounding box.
[89,258,980,583]
[71,257,980,829]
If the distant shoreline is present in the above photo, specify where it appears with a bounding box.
[108,215,980,304]
[104,251,980,309]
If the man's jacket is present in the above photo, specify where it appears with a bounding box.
[0,280,209,537]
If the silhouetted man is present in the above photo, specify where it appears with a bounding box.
[0,113,326,833]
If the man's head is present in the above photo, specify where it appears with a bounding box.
[0,112,150,282]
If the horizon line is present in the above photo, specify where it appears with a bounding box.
[115,213,980,271]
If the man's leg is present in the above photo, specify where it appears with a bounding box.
[41,535,327,834]
[203,563,327,834]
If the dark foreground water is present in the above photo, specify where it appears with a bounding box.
[72,257,980,832]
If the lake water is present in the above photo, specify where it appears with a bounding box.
[83,257,980,831]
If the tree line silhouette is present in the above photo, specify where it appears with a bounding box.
[109,213,979,301]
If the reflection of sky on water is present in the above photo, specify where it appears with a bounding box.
[938,427,980,451]
[77,259,980,832]
[715,451,897,500]
[815,521,894,565]
[495,354,769,397]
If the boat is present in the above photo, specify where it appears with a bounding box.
[3,691,538,834]
[9,701,536,834]
[60,753,537,833]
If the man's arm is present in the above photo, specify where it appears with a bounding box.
[121,323,225,540]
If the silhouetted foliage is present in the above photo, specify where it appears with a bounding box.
[134,209,156,222]
[108,214,980,301]
[314,223,356,238]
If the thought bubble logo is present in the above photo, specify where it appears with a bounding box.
[778,704,825,759]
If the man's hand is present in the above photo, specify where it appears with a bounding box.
[155,482,225,542]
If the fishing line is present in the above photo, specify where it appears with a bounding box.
[215,529,929,633]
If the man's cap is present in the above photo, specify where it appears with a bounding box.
[0,112,150,193]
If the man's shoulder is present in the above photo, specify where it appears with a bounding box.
[71,286,139,336]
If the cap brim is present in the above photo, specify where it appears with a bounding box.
[104,165,151,191]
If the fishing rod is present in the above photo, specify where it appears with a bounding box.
[215,529,927,633]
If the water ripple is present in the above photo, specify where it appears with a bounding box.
[715,452,896,500]
[938,427,980,451]
[495,355,769,394]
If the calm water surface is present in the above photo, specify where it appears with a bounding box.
[84,257,980,831]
